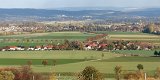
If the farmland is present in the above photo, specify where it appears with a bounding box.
[0,31,160,79]
[95,31,160,45]
[0,50,159,78]
[112,50,155,56]
[0,32,96,47]
[0,31,159,47]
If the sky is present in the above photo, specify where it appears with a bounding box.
[0,0,160,9]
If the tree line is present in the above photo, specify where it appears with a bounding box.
[1,64,160,80]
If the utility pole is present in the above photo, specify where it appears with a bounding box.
[32,75,35,80]
[92,74,94,80]
[145,73,147,80]
[58,74,61,80]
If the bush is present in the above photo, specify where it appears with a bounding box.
[0,71,15,80]
[124,72,139,80]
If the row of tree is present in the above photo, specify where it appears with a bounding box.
[27,60,57,67]
[1,64,160,80]
[143,23,160,35]
[79,64,160,80]
[0,66,44,80]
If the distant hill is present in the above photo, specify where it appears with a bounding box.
[0,8,160,21]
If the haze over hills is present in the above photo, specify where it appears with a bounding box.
[0,7,160,21]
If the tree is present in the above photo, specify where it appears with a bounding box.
[155,67,160,79]
[79,42,84,50]
[114,65,122,80]
[80,66,103,80]
[20,66,33,80]
[49,73,56,80]
[143,23,154,33]
[64,39,70,50]
[154,51,159,56]
[52,59,57,66]
[42,60,48,66]
[27,60,32,67]
[137,64,144,71]
[101,53,104,60]
[107,44,114,50]
[0,71,15,80]
[158,51,160,56]
[148,23,154,33]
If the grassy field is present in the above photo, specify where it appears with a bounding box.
[0,32,95,39]
[95,31,150,35]
[0,32,96,47]
[0,51,159,74]
[0,51,115,59]
[96,31,160,43]
[112,50,155,56]
[109,33,160,43]
[0,59,86,65]
[100,56,160,62]
[0,31,159,47]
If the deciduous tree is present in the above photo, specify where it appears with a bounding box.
[137,64,144,71]
[115,65,122,80]
[42,60,48,66]
[80,66,103,80]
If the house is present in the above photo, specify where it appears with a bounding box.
[35,46,42,50]
[98,44,108,50]
[58,45,66,50]
[27,46,35,51]
[7,46,17,51]
[17,46,25,51]
[47,45,53,50]
[85,42,98,50]
[43,45,53,50]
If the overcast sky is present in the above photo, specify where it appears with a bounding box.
[0,0,160,9]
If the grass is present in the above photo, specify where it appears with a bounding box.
[0,32,95,39]
[99,56,160,62]
[95,31,150,35]
[112,50,155,56]
[0,31,159,47]
[50,60,160,74]
[0,50,115,59]
[0,59,85,65]
[0,51,116,73]
[100,31,160,44]
[0,32,96,47]
[0,50,159,78]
